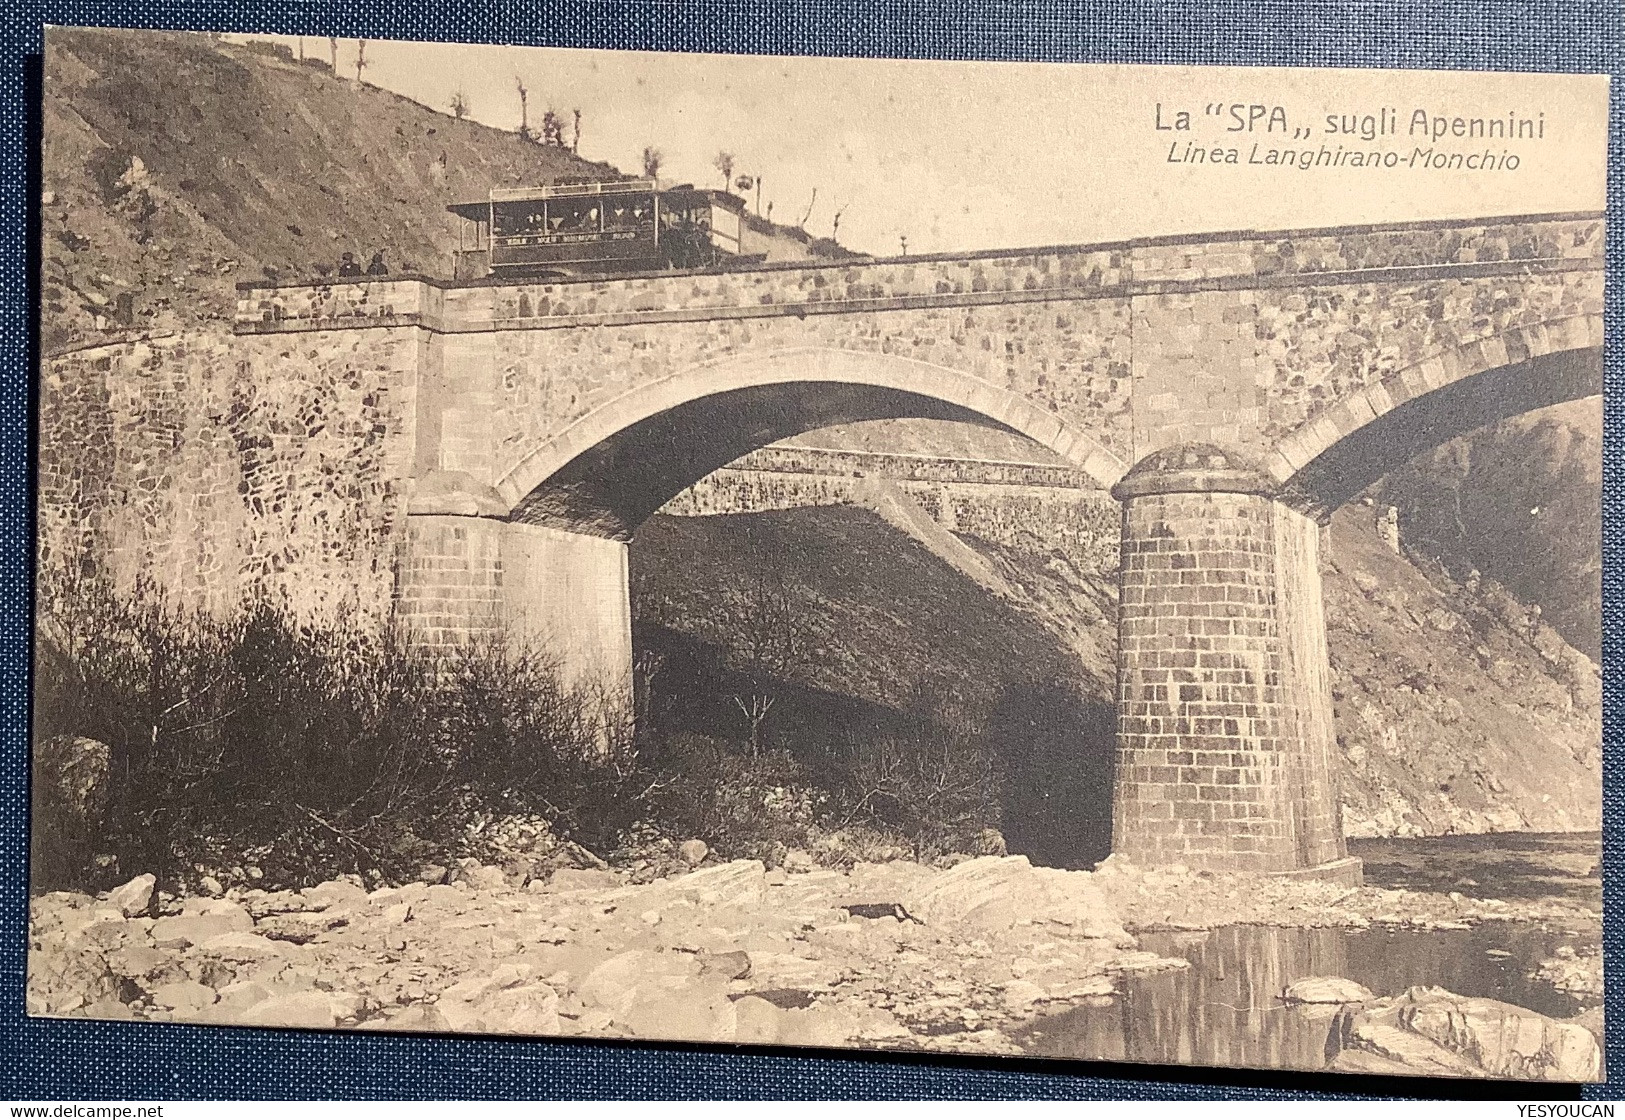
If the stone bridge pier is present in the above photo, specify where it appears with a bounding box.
[1110,445,1352,880]
[45,211,1598,884]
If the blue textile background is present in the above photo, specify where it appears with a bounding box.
[0,0,1619,1100]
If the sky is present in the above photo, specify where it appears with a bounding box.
[248,35,1608,258]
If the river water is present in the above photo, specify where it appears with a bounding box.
[1018,832,1602,1071]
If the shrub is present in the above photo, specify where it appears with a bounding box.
[830,685,1001,861]
[632,732,824,864]
[31,572,634,893]
[33,571,1022,893]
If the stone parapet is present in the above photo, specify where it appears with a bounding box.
[230,212,1602,339]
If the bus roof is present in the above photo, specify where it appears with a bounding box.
[447,182,747,222]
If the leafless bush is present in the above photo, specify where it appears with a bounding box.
[836,685,1000,861]
[30,570,640,893]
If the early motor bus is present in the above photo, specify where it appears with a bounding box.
[448,179,747,279]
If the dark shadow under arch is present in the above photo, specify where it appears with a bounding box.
[1285,346,1601,515]
[510,381,1013,538]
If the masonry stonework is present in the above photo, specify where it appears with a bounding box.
[391,514,505,648]
[40,213,1606,876]
[1110,446,1353,878]
[663,447,1122,575]
[39,328,420,625]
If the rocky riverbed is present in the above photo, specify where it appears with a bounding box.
[27,853,1603,1080]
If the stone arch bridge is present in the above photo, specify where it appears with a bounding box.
[40,212,1604,882]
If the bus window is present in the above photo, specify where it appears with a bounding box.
[492,201,547,239]
[550,197,601,235]
[604,192,656,233]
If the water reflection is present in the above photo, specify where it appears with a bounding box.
[1025,925,1351,1071]
[1021,829,1603,1071]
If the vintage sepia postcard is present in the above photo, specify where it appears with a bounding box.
[29,27,1607,1082]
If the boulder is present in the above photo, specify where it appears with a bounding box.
[775,1004,862,1049]
[105,874,155,918]
[678,839,709,866]
[1042,974,1117,1001]
[500,855,539,886]
[457,863,508,891]
[239,990,341,1029]
[902,856,1130,942]
[844,860,936,902]
[422,884,464,909]
[1330,987,1604,1082]
[106,944,172,982]
[150,909,251,949]
[580,950,695,1016]
[377,1002,452,1032]
[1399,987,1602,1082]
[1001,979,1047,1011]
[148,979,216,1015]
[256,910,348,944]
[303,879,368,909]
[195,932,287,963]
[548,868,620,891]
[1282,976,1374,1004]
[472,983,561,1036]
[437,968,559,1036]
[28,945,120,1013]
[1329,1048,1438,1077]
[698,949,752,982]
[668,860,767,908]
[732,994,783,1044]
[210,981,272,1017]
[1332,1008,1485,1077]
[745,952,840,990]
[618,980,735,1042]
[64,915,134,953]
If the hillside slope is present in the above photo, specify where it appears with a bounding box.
[41,28,615,352]
[1322,502,1600,837]
[634,502,1600,850]
[1376,399,1601,661]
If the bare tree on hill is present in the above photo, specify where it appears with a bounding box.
[515,77,530,141]
[450,90,469,120]
[713,151,735,190]
[541,109,565,147]
[572,108,582,152]
[355,40,368,84]
[641,146,664,180]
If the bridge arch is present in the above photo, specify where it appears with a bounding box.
[1264,314,1604,515]
[1109,315,1601,880]
[493,346,1129,538]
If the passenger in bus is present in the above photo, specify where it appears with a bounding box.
[337,252,362,277]
[366,251,389,276]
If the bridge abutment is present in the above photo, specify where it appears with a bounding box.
[501,521,633,705]
[1110,445,1356,881]
[396,472,634,711]
[395,520,632,711]
[394,513,507,648]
